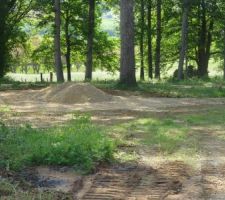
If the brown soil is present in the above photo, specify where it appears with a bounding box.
[0,98,4,104]
[0,84,225,199]
[36,83,113,104]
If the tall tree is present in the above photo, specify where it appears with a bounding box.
[64,9,72,81]
[196,0,214,77]
[0,1,8,78]
[147,0,153,79]
[178,0,190,80]
[85,0,95,81]
[224,27,225,79]
[139,0,145,81]
[120,0,136,86]
[0,0,32,78]
[54,0,64,82]
[155,0,162,79]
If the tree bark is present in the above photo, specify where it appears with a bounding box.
[140,0,145,81]
[205,20,213,74]
[65,11,71,82]
[0,1,8,78]
[147,0,153,79]
[223,28,225,80]
[155,0,162,79]
[54,0,64,82]
[178,0,189,80]
[85,0,95,81]
[120,0,136,86]
[197,0,213,78]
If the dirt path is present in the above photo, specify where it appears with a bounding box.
[199,128,225,200]
[0,89,225,199]
[0,89,224,127]
[73,127,225,200]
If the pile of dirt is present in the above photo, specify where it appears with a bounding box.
[37,83,113,104]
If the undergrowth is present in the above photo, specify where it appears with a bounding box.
[0,114,115,173]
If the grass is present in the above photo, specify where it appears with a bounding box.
[113,117,193,155]
[0,114,115,173]
[3,73,225,97]
[0,76,48,91]
[184,109,225,126]
[113,106,225,160]
[94,77,225,98]
[0,106,11,113]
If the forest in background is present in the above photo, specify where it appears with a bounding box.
[1,0,225,85]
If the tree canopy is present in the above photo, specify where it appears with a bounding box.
[0,0,225,84]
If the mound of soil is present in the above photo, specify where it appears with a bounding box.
[38,83,112,104]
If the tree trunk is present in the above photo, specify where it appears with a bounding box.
[197,0,211,78]
[155,0,162,79]
[178,0,189,80]
[205,20,213,74]
[223,28,225,80]
[85,0,95,81]
[120,0,136,86]
[147,0,153,79]
[0,1,8,78]
[140,0,145,81]
[54,0,64,82]
[65,11,71,82]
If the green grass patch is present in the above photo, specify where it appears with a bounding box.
[135,118,189,154]
[184,109,225,126]
[93,77,225,98]
[0,115,115,173]
[0,106,11,113]
[112,117,195,155]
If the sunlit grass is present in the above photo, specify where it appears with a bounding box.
[94,77,225,98]
[0,114,115,173]
[0,106,11,113]
[112,107,225,160]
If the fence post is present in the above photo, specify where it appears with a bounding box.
[50,72,53,83]
[40,73,43,82]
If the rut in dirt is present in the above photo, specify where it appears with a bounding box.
[199,129,225,200]
[74,162,189,200]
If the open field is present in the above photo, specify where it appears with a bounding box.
[0,83,225,199]
[7,72,119,83]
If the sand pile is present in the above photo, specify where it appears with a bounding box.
[37,83,112,104]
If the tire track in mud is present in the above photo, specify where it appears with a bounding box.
[75,163,189,200]
[75,128,225,200]
[199,130,225,200]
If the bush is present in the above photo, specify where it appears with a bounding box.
[0,115,115,173]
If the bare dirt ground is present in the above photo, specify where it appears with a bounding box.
[0,85,225,199]
[0,85,224,127]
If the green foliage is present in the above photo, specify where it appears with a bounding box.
[0,115,115,173]
[0,76,16,84]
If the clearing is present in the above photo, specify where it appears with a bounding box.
[0,83,225,200]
